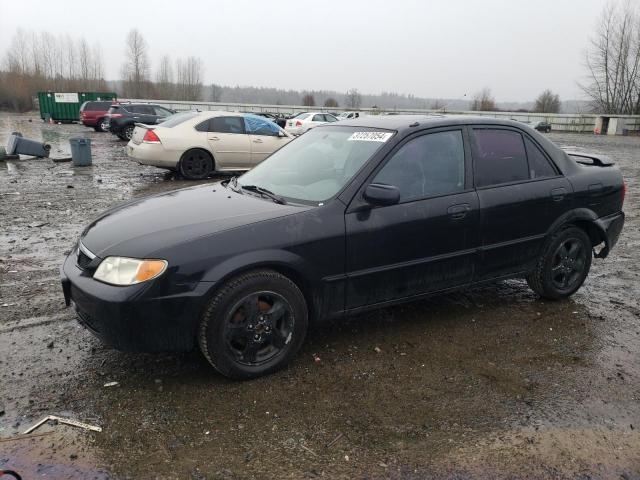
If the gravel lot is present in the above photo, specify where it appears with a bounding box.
[0,113,639,479]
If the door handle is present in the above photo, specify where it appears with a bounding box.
[253,138,263,143]
[551,187,566,202]
[209,136,220,141]
[447,203,470,220]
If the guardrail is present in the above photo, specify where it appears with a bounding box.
[123,98,640,134]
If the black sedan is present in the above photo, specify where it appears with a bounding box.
[533,121,552,133]
[61,116,625,379]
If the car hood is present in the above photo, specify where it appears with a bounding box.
[81,183,309,259]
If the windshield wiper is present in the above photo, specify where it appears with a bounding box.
[241,185,287,205]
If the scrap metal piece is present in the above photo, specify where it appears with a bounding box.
[22,415,102,435]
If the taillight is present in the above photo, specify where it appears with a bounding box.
[295,121,302,127]
[109,113,123,118]
[143,129,161,143]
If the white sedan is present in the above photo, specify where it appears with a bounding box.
[284,111,339,135]
[127,111,294,179]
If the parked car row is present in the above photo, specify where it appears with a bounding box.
[80,101,176,139]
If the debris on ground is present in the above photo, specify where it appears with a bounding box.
[6,132,51,158]
[103,381,119,387]
[22,415,102,434]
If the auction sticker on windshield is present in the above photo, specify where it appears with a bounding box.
[348,131,393,142]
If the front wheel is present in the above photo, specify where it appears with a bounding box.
[198,270,308,379]
[527,227,592,300]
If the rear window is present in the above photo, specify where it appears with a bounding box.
[85,101,113,111]
[293,113,310,119]
[160,111,199,128]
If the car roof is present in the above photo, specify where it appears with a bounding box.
[332,114,541,134]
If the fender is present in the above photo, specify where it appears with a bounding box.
[199,248,329,319]
[545,208,621,258]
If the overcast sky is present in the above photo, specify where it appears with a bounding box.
[0,0,607,101]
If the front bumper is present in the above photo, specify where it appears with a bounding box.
[60,251,213,352]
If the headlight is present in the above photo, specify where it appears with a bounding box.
[93,257,168,286]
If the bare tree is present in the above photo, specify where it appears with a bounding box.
[175,56,203,101]
[581,1,640,114]
[534,89,561,113]
[302,93,316,106]
[121,29,150,98]
[324,97,338,108]
[471,87,496,111]
[210,83,223,102]
[345,88,362,109]
[155,55,174,99]
[1,28,107,111]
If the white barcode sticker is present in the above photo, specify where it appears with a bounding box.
[347,131,393,142]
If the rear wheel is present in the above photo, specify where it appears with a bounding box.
[179,149,213,180]
[121,125,135,140]
[527,226,592,299]
[198,270,308,379]
[95,118,109,132]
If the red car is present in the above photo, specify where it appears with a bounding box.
[80,101,118,132]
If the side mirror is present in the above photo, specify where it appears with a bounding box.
[363,183,400,207]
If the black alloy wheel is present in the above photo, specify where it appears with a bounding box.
[198,270,308,379]
[224,292,294,366]
[550,237,588,292]
[527,227,592,299]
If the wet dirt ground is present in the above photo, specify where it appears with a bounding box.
[0,113,638,479]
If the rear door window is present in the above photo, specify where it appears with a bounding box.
[210,116,245,134]
[312,114,325,122]
[472,129,529,187]
[524,137,557,178]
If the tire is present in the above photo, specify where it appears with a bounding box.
[122,125,135,140]
[179,149,214,180]
[526,226,592,300]
[198,270,308,379]
[95,118,109,133]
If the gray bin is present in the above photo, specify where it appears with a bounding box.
[6,132,51,158]
[70,137,92,166]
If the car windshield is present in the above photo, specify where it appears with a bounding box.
[237,126,394,204]
[338,112,349,117]
[159,111,199,128]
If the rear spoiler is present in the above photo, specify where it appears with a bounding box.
[564,150,615,167]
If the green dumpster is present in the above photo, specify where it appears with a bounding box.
[38,91,117,123]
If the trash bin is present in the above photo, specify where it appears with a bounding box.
[69,137,92,166]
[6,132,51,158]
